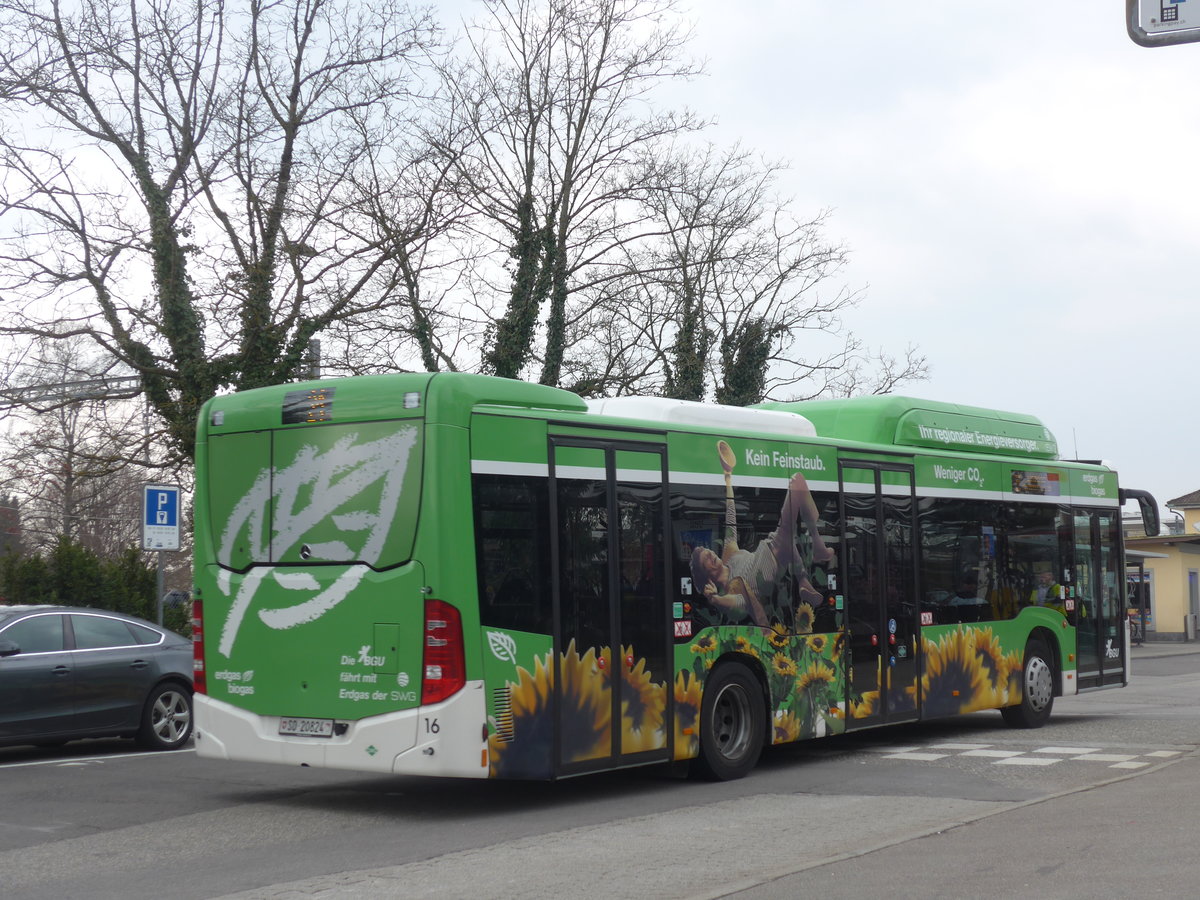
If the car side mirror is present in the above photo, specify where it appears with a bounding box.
[0,639,20,657]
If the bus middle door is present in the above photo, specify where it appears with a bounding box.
[841,461,920,729]
[549,437,672,776]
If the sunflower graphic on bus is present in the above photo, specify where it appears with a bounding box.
[487,641,669,779]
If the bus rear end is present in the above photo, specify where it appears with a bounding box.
[192,374,489,777]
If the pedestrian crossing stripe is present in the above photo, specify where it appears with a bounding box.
[869,744,1182,769]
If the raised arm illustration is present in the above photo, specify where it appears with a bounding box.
[690,440,832,629]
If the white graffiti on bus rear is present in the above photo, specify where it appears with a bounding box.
[215,427,418,657]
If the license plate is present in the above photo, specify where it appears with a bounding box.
[279,716,334,738]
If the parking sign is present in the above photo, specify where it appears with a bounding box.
[1128,0,1200,46]
[142,484,181,551]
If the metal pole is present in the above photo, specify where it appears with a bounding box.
[156,550,164,625]
[1138,562,1148,645]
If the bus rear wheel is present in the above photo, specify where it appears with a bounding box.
[1001,638,1054,729]
[693,662,765,781]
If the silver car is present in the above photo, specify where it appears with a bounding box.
[0,605,193,750]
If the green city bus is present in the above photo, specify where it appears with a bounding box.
[191,373,1158,780]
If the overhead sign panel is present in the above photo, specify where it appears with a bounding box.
[143,484,181,551]
[1128,0,1200,46]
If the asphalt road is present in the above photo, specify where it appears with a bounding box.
[2,643,1197,899]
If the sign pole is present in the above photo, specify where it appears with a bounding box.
[156,550,165,625]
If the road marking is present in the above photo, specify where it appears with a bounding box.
[0,820,70,834]
[959,749,1023,758]
[881,752,950,761]
[1072,753,1138,762]
[866,744,1182,770]
[0,748,195,770]
[1034,746,1101,755]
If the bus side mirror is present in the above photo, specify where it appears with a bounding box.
[1140,496,1160,537]
[1120,489,1160,537]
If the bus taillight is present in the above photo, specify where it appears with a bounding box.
[422,599,465,704]
[192,598,207,695]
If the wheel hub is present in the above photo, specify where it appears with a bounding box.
[1025,657,1053,712]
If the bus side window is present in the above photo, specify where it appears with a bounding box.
[474,475,550,634]
[1003,504,1062,620]
[921,498,1011,624]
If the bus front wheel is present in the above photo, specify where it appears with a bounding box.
[693,662,765,781]
[1001,638,1054,729]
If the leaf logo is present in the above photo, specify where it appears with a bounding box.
[242,670,254,681]
[487,631,518,664]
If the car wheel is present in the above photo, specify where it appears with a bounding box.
[1001,638,1055,729]
[692,662,765,780]
[138,683,193,750]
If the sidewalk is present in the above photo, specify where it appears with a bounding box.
[732,744,1200,898]
[1131,638,1200,658]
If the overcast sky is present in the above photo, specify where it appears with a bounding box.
[668,1,1198,518]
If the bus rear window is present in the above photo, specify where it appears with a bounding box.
[207,421,423,569]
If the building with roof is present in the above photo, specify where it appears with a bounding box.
[1125,489,1200,640]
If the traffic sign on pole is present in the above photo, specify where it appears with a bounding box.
[1128,0,1200,46]
[142,484,181,551]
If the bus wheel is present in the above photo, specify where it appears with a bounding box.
[693,663,765,781]
[1001,638,1054,729]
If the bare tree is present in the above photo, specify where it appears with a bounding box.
[5,419,149,556]
[0,0,926,430]
[441,0,704,386]
[444,1,923,402]
[599,143,927,404]
[0,0,449,462]
[0,336,149,555]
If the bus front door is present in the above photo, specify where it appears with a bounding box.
[841,461,920,729]
[1075,509,1127,689]
[550,439,672,776]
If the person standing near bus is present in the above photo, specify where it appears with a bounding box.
[690,440,833,628]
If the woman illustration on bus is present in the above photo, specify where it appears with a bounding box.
[689,439,833,628]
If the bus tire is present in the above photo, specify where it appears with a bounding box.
[137,682,194,750]
[1001,638,1054,729]
[693,662,765,781]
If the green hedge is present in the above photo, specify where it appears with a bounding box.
[0,538,190,637]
